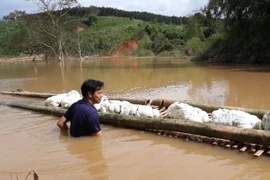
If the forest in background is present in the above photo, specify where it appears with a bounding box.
[0,0,270,64]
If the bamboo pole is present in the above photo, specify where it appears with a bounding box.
[7,101,270,146]
[1,91,56,99]
[1,91,150,105]
[107,97,150,105]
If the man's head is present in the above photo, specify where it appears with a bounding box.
[81,79,104,104]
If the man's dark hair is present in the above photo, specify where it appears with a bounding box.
[81,79,104,97]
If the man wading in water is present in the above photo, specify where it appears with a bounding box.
[57,79,104,137]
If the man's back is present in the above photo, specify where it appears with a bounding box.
[64,99,101,137]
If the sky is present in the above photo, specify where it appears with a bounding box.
[1,0,209,19]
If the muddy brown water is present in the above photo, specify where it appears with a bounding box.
[1,58,270,180]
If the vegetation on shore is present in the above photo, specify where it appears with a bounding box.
[0,0,270,64]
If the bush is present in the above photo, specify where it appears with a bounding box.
[135,48,154,56]
[138,34,152,49]
[184,37,204,56]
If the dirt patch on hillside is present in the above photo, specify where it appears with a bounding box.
[111,40,139,57]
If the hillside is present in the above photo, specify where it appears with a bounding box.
[81,16,186,57]
[0,5,219,61]
[2,2,270,64]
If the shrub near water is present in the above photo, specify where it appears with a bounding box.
[185,37,204,56]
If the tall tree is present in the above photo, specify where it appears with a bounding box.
[22,0,80,61]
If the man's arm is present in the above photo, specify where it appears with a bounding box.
[86,112,102,136]
[57,116,69,130]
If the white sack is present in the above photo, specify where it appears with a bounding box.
[262,111,270,130]
[212,109,261,129]
[60,90,81,108]
[44,93,67,107]
[167,102,210,123]
[44,90,81,108]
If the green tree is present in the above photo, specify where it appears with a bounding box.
[0,21,24,56]
[200,0,270,63]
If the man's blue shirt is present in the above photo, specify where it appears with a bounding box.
[64,99,101,137]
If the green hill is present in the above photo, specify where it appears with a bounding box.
[0,6,218,61]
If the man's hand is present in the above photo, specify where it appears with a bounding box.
[57,116,69,130]
[92,130,103,136]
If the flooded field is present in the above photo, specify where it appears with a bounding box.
[1,58,270,179]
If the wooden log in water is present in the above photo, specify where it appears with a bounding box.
[232,142,242,149]
[225,141,236,148]
[7,101,270,146]
[254,146,266,157]
[219,140,229,147]
[248,144,259,153]
[240,144,251,152]
[1,91,57,99]
[1,91,150,105]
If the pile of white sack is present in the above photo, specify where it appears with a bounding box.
[44,92,160,118]
[44,91,270,131]
[166,101,270,131]
[44,90,81,108]
[94,96,160,118]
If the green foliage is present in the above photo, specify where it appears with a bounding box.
[205,33,225,47]
[138,34,152,49]
[97,7,188,25]
[135,49,154,57]
[198,0,270,63]
[157,50,185,57]
[82,14,98,26]
[184,15,206,41]
[0,21,24,56]
[185,37,204,56]
[0,4,226,60]
[68,6,99,17]
[82,17,145,55]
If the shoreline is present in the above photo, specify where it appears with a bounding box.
[0,55,192,63]
[0,55,44,63]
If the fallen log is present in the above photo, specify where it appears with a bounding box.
[7,101,270,146]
